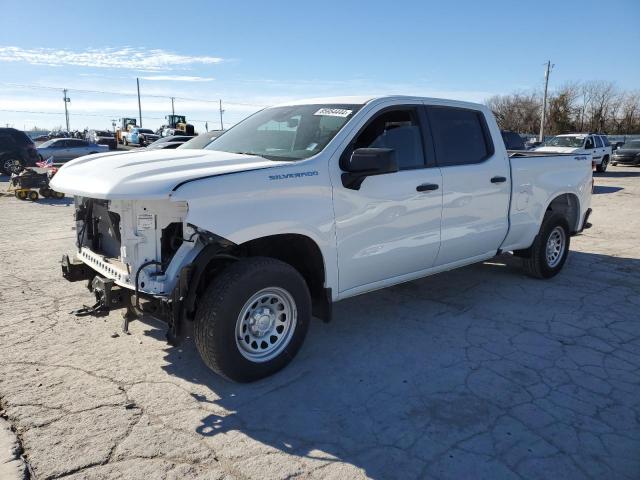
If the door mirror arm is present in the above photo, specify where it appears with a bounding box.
[341,148,398,190]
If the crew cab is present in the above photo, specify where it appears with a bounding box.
[536,133,612,172]
[51,96,593,382]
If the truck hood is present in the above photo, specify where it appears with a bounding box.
[534,146,581,153]
[50,149,288,199]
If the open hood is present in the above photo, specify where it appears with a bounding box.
[50,149,287,199]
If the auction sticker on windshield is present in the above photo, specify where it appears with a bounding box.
[314,108,352,117]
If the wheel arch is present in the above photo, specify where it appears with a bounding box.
[187,232,331,322]
[543,192,581,233]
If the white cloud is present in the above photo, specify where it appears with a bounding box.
[138,75,214,82]
[0,46,223,71]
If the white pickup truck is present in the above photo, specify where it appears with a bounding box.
[51,96,593,382]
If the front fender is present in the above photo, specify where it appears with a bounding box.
[171,159,338,293]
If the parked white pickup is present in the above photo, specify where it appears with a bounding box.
[51,95,593,381]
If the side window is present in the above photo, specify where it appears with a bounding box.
[594,136,603,148]
[601,136,611,147]
[351,108,425,170]
[585,137,594,149]
[427,107,493,166]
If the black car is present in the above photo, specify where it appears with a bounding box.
[501,130,526,151]
[88,130,117,150]
[146,135,194,150]
[178,130,225,149]
[0,128,40,174]
[611,139,640,166]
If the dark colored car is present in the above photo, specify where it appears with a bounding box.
[146,135,194,150]
[0,128,40,174]
[611,139,640,166]
[501,130,526,151]
[178,130,225,149]
[88,130,117,150]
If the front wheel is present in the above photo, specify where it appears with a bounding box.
[521,213,571,279]
[194,257,311,382]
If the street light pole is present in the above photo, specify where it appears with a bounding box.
[136,77,143,127]
[539,60,553,142]
[171,97,175,116]
[63,89,71,132]
[219,99,224,130]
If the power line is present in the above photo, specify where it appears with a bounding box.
[0,82,267,107]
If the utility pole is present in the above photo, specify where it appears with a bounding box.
[171,97,175,116]
[219,99,224,130]
[63,89,71,132]
[539,60,553,142]
[136,77,143,127]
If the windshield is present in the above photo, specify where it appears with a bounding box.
[621,140,640,149]
[96,131,112,136]
[139,129,154,134]
[545,136,584,148]
[205,104,362,160]
[38,139,59,148]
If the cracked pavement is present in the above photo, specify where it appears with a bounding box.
[0,167,639,479]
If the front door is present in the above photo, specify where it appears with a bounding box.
[425,104,511,266]
[332,105,443,293]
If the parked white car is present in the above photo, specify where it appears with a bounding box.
[51,96,593,382]
[535,133,612,172]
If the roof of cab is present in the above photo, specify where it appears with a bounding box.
[272,95,487,111]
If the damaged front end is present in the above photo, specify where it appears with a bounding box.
[61,196,233,344]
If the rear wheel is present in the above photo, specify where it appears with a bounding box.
[28,191,39,201]
[596,156,609,173]
[194,257,311,382]
[521,213,570,279]
[2,157,23,175]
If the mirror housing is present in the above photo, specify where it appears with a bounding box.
[341,148,398,189]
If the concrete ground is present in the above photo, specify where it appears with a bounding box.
[0,166,638,480]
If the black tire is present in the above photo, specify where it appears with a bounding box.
[194,257,311,382]
[596,156,609,173]
[521,213,570,279]
[2,157,23,175]
[28,190,39,201]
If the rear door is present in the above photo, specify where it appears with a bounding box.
[593,135,604,164]
[425,104,511,266]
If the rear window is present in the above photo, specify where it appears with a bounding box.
[501,131,525,150]
[427,107,493,166]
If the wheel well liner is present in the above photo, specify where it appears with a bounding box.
[186,233,331,322]
[545,193,580,233]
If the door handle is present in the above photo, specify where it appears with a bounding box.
[416,183,439,192]
[491,176,507,183]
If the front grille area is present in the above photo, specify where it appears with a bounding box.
[77,199,122,259]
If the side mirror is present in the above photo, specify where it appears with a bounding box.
[341,148,398,190]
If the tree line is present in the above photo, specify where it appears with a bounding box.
[486,81,640,136]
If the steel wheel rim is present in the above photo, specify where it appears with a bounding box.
[235,287,297,363]
[545,226,566,268]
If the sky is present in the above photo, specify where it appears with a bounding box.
[0,0,638,132]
